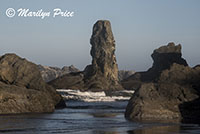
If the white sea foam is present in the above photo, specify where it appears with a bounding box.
[56,89,134,102]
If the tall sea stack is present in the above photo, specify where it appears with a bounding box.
[49,20,123,91]
[83,20,122,90]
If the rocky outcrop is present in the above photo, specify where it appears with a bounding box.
[0,53,66,114]
[125,43,200,121]
[40,64,133,83]
[49,20,123,91]
[147,42,188,80]
[49,72,85,90]
[118,70,135,81]
[38,65,79,82]
[122,42,188,90]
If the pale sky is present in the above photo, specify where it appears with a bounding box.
[0,0,200,71]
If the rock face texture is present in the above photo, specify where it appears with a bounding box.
[38,65,79,82]
[49,72,85,90]
[49,20,123,91]
[0,54,66,114]
[125,43,200,121]
[83,20,123,90]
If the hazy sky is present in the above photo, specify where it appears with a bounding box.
[0,0,200,71]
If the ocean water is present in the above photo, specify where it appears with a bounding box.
[0,101,200,134]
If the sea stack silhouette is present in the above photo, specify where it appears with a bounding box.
[122,43,188,90]
[49,20,123,91]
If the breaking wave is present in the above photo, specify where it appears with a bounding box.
[56,89,134,102]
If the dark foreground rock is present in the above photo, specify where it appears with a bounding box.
[125,43,200,121]
[0,54,66,114]
[49,20,124,91]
